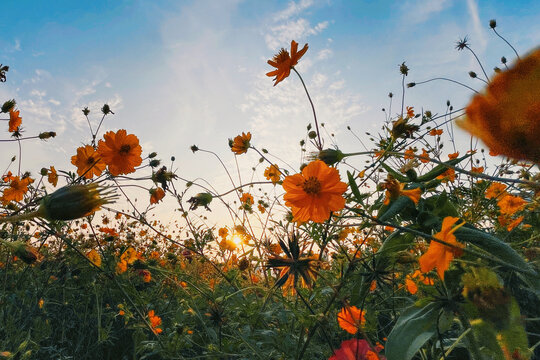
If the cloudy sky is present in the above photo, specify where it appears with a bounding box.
[1,0,539,222]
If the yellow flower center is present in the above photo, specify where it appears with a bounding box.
[302,177,321,195]
[119,144,131,154]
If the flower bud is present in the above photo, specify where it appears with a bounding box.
[149,152,157,158]
[190,145,199,153]
[468,71,477,78]
[82,107,90,116]
[149,159,161,168]
[40,168,48,176]
[313,148,345,165]
[406,82,416,88]
[187,193,213,211]
[489,19,496,28]
[1,241,39,264]
[37,184,116,221]
[38,131,56,140]
[399,62,409,76]
[1,99,16,113]
[101,104,113,115]
[308,131,317,139]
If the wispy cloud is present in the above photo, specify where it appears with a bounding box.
[265,19,328,49]
[401,0,453,24]
[275,0,314,21]
[466,0,487,52]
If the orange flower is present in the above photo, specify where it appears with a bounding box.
[264,164,281,184]
[404,147,415,160]
[448,152,460,159]
[282,160,348,223]
[47,166,58,187]
[150,187,165,204]
[1,176,34,204]
[116,260,128,274]
[148,310,163,334]
[239,192,254,205]
[86,249,102,267]
[266,40,308,86]
[485,182,507,199]
[429,128,443,136]
[405,270,433,294]
[497,194,527,216]
[230,132,251,154]
[419,148,430,163]
[138,269,152,283]
[471,166,484,173]
[436,168,456,182]
[381,176,422,205]
[406,106,415,118]
[337,306,366,334]
[458,47,540,163]
[97,129,142,176]
[218,227,228,238]
[120,246,139,265]
[71,145,106,179]
[8,109,22,132]
[419,217,465,280]
[498,215,524,231]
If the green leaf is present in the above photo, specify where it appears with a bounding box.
[378,231,415,257]
[416,153,472,182]
[347,171,363,203]
[378,196,414,222]
[381,162,409,182]
[386,302,446,360]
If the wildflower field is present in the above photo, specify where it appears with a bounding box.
[1,19,540,360]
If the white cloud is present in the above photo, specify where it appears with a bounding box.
[317,48,332,60]
[48,99,61,106]
[402,0,453,24]
[14,39,21,51]
[466,0,487,52]
[265,19,328,49]
[275,0,314,21]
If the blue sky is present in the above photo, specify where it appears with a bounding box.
[1,0,539,221]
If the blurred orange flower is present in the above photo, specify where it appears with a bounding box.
[97,129,142,175]
[148,310,163,334]
[230,132,251,154]
[47,166,58,187]
[282,160,347,223]
[71,145,106,179]
[8,109,21,132]
[264,164,281,184]
[1,176,34,204]
[429,129,443,136]
[497,194,527,216]
[337,305,366,334]
[458,47,540,163]
[419,216,465,280]
[266,40,308,86]
[419,148,430,163]
[239,193,254,205]
[436,168,456,182]
[150,187,165,204]
[485,182,507,199]
[86,249,102,267]
[406,106,415,118]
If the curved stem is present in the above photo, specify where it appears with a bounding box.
[466,46,489,82]
[492,28,520,60]
[293,67,322,150]
[413,78,479,93]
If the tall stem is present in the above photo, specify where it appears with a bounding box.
[293,68,322,150]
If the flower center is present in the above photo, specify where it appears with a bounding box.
[273,49,290,64]
[119,144,131,154]
[302,177,321,195]
[86,157,95,165]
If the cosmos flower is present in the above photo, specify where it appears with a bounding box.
[8,109,21,132]
[282,160,347,223]
[97,129,143,176]
[71,145,106,179]
[266,40,308,86]
[230,132,251,155]
[337,305,366,334]
[457,47,540,163]
[419,217,466,280]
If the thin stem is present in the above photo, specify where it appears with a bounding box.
[492,28,520,60]
[465,45,489,82]
[292,68,322,150]
[413,78,479,93]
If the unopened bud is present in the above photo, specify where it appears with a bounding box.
[399,62,409,76]
[101,104,114,115]
[40,168,48,176]
[406,82,416,88]
[82,107,90,116]
[308,131,317,139]
[190,145,199,153]
[39,131,56,140]
[1,99,16,113]
[314,148,345,165]
[468,71,477,78]
[149,152,157,158]
[149,159,161,168]
[37,184,116,221]
[489,19,496,29]
[187,193,213,211]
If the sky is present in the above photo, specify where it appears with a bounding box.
[1,0,539,223]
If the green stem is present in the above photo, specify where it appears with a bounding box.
[0,210,41,223]
[457,312,484,360]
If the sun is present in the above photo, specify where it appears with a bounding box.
[231,235,243,246]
